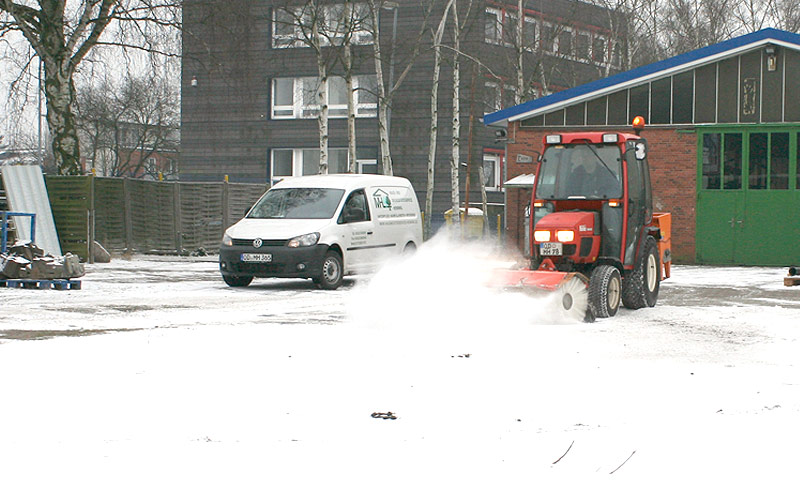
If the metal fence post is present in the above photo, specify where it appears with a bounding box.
[173,182,182,254]
[123,178,133,251]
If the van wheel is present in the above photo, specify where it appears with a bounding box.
[316,251,343,290]
[403,242,417,255]
[223,275,253,287]
[622,236,661,309]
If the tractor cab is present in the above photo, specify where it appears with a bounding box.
[531,130,652,274]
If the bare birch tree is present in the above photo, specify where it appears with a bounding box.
[366,0,433,175]
[0,0,180,175]
[449,0,462,226]
[424,0,454,237]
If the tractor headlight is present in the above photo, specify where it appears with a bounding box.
[222,233,233,246]
[287,232,320,248]
[533,230,551,242]
[556,230,575,242]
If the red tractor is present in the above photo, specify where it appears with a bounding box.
[494,118,671,321]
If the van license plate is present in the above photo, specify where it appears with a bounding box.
[540,242,563,256]
[241,253,272,263]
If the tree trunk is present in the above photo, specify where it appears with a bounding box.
[425,0,454,238]
[44,58,82,175]
[345,43,357,174]
[450,1,461,228]
[314,21,329,175]
[370,1,392,176]
[516,0,524,104]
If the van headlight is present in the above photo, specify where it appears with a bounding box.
[222,233,233,246]
[287,232,320,248]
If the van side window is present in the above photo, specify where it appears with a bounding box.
[338,189,370,224]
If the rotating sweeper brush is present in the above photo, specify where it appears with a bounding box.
[488,269,592,323]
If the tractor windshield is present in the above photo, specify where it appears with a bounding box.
[535,143,623,200]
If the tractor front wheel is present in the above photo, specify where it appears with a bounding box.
[622,236,661,309]
[588,265,621,318]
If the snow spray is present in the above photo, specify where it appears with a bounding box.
[346,229,582,346]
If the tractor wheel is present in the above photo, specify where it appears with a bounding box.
[315,250,343,290]
[588,265,621,318]
[222,274,253,287]
[622,236,661,309]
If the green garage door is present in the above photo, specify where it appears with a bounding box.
[697,128,800,266]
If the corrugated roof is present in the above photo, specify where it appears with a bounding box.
[485,28,800,126]
[1,165,62,256]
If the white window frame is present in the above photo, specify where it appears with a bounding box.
[503,84,517,109]
[611,40,623,68]
[523,16,537,52]
[483,152,502,191]
[271,76,378,119]
[271,148,358,183]
[592,34,608,66]
[356,158,378,174]
[272,4,373,49]
[485,81,501,115]
[484,7,502,45]
[575,30,591,63]
[540,22,557,54]
[556,26,574,59]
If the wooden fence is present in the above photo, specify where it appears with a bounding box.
[45,176,267,260]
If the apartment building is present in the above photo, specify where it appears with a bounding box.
[180,0,622,225]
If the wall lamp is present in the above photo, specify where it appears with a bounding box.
[190,75,198,87]
[765,45,777,72]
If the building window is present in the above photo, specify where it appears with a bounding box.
[557,28,573,57]
[272,4,373,49]
[575,32,590,61]
[271,75,378,119]
[484,8,502,45]
[592,35,607,64]
[357,159,377,174]
[485,81,501,115]
[540,23,556,54]
[271,148,372,183]
[483,151,503,191]
[611,42,622,67]
[523,16,536,49]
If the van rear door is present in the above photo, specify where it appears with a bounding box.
[367,185,418,254]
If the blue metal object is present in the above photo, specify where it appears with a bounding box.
[1,211,36,253]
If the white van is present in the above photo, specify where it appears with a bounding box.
[219,174,423,289]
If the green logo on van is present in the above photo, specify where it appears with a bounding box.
[372,189,392,209]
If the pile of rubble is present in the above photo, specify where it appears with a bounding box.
[0,242,84,280]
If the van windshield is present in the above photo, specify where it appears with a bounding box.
[247,188,345,219]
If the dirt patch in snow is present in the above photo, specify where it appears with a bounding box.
[0,328,142,341]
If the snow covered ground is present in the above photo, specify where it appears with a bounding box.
[1,237,799,479]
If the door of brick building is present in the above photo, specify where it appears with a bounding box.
[696,128,800,265]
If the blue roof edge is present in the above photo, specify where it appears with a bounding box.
[484,28,800,126]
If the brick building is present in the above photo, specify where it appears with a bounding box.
[486,28,800,265]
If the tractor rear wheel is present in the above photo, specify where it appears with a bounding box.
[622,236,661,309]
[588,265,621,318]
